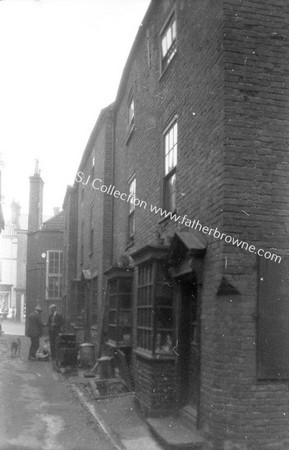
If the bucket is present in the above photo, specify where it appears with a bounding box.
[79,342,95,367]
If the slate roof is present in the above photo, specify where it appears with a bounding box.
[41,210,64,231]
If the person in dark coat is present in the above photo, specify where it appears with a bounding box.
[26,305,45,360]
[47,304,63,359]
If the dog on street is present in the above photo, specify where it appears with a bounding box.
[10,338,21,358]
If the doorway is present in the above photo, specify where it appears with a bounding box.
[178,275,200,410]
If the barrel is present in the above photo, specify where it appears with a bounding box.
[79,343,95,367]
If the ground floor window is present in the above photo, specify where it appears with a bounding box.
[106,267,133,346]
[135,249,174,355]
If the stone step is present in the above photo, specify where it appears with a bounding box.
[146,415,206,449]
[179,405,198,428]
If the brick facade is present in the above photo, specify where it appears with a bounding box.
[65,106,115,352]
[64,1,289,448]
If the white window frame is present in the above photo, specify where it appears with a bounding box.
[160,11,177,73]
[46,250,63,300]
[128,97,135,127]
[128,176,136,239]
[163,120,178,212]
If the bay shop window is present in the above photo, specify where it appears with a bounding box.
[133,245,174,356]
[106,267,133,348]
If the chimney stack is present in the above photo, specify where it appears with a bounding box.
[28,160,44,233]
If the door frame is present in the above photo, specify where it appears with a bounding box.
[175,271,202,425]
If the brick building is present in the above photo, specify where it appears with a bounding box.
[26,163,64,323]
[62,106,114,348]
[64,1,289,448]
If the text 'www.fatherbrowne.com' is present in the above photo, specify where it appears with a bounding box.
[76,171,282,264]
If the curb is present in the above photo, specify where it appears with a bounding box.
[70,383,125,450]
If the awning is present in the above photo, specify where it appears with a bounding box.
[169,231,206,281]
[170,230,206,260]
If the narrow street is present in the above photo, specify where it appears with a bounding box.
[0,322,116,450]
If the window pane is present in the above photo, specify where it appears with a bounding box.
[167,30,172,51]
[156,307,173,329]
[109,280,118,297]
[128,98,134,124]
[165,173,176,211]
[161,17,177,70]
[128,178,136,238]
[119,311,131,326]
[155,332,173,355]
[47,251,63,299]
[172,19,176,40]
[161,36,167,57]
[137,263,153,351]
[129,212,135,238]
[119,295,131,309]
[119,279,132,293]
[164,122,177,176]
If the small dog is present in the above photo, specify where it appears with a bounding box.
[10,338,21,358]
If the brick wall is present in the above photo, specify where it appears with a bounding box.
[75,106,114,351]
[134,354,178,416]
[200,1,289,448]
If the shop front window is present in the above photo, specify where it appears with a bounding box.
[107,269,133,346]
[136,257,174,355]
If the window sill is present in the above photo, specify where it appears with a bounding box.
[134,347,175,361]
[126,123,135,145]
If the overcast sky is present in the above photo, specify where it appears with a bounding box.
[0,0,150,218]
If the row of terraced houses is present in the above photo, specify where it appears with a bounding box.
[26,0,289,448]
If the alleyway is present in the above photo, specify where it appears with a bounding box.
[0,324,116,450]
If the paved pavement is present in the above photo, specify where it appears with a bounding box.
[0,333,116,450]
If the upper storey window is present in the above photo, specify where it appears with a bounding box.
[161,14,176,73]
[126,96,135,144]
[128,97,135,127]
[128,177,136,239]
[46,251,63,300]
[164,120,177,212]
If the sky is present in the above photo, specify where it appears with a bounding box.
[0,0,151,218]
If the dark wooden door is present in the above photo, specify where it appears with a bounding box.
[178,278,200,408]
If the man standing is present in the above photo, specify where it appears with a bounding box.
[26,305,44,360]
[47,304,63,360]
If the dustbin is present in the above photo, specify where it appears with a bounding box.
[55,334,78,368]
[79,342,95,367]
